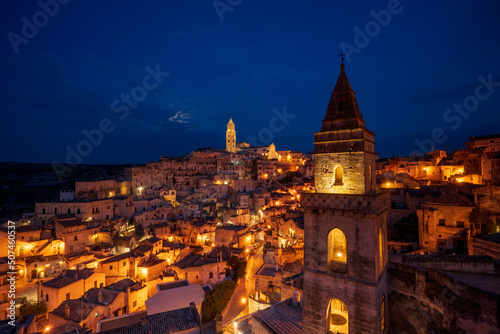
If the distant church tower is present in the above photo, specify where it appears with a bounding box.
[301,62,389,333]
[226,117,237,153]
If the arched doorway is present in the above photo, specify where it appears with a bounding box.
[31,269,37,279]
[327,299,348,333]
[327,228,347,273]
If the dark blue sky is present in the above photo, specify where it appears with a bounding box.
[1,1,500,164]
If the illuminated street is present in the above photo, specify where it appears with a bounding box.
[221,247,264,326]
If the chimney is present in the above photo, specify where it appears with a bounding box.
[215,313,223,333]
[292,291,300,307]
[97,290,103,304]
[65,303,70,318]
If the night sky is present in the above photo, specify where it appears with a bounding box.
[1,1,500,165]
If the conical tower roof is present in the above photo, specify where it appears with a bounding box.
[333,64,353,93]
[321,64,365,131]
[314,63,374,155]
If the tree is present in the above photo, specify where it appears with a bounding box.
[134,223,145,240]
[226,256,246,281]
[226,255,239,271]
[469,207,496,235]
[279,171,303,184]
[20,301,47,318]
[233,261,247,281]
[389,213,419,242]
[201,280,237,322]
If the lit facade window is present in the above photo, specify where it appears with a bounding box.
[381,294,386,331]
[327,299,348,333]
[327,228,347,273]
[334,165,343,185]
[379,227,384,273]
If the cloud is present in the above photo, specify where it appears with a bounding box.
[407,77,500,105]
[168,110,192,124]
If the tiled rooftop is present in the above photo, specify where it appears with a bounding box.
[99,306,201,334]
[428,192,474,206]
[43,269,95,289]
[253,298,302,334]
[478,233,500,244]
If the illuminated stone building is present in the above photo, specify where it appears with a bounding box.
[226,117,237,153]
[301,62,389,333]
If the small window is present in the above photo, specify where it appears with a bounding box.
[77,208,81,214]
[334,165,343,185]
[133,301,137,307]
[110,265,113,270]
[67,209,71,214]
[381,294,386,331]
[209,272,213,278]
[54,208,58,214]
[94,280,97,288]
[123,261,126,267]
[42,208,46,214]
[66,293,70,300]
[456,221,465,228]
[438,219,445,226]
[74,236,78,241]
[46,294,49,302]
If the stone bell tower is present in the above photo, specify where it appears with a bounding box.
[301,62,390,334]
[226,117,237,153]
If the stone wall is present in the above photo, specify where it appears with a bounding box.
[302,269,387,334]
[471,237,500,260]
[402,254,498,274]
[388,261,500,334]
[301,191,389,334]
[314,152,374,194]
[418,204,474,252]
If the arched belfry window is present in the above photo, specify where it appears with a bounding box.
[334,165,343,185]
[327,228,347,273]
[327,299,348,333]
[338,100,344,111]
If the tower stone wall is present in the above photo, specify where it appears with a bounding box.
[302,63,389,334]
[226,118,236,153]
